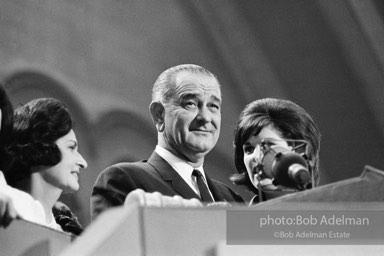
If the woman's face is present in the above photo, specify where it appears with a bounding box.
[39,129,88,193]
[242,125,291,189]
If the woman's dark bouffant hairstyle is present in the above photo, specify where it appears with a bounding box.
[230,98,321,193]
[5,98,72,186]
[0,84,14,172]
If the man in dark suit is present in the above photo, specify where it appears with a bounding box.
[91,64,243,220]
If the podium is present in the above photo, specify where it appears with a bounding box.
[0,219,73,256]
[59,202,384,256]
[59,165,384,256]
[255,165,384,208]
[59,204,230,256]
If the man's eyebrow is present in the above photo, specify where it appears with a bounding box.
[178,93,198,101]
[211,95,221,103]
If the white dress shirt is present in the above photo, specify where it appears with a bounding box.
[155,145,214,200]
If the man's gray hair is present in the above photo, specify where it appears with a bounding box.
[151,64,220,103]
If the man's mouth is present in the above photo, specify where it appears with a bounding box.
[191,128,212,133]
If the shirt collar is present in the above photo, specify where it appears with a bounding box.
[155,145,207,180]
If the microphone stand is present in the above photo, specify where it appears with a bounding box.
[255,171,264,204]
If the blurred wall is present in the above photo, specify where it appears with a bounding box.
[1,0,383,226]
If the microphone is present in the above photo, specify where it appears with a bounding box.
[261,146,311,189]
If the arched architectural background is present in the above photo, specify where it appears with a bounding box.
[1,0,384,225]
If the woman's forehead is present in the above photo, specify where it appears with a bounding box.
[56,129,77,144]
[244,125,284,143]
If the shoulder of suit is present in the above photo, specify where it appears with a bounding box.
[211,178,244,202]
[210,178,236,193]
[100,160,152,176]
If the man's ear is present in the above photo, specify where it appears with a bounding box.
[149,101,165,132]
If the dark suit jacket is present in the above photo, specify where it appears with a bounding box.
[91,151,244,219]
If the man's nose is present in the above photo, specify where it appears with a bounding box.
[196,106,212,122]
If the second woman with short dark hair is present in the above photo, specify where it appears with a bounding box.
[231,98,321,204]
[5,97,87,235]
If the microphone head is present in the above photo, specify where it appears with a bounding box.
[261,147,310,189]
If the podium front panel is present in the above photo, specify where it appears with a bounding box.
[0,219,72,256]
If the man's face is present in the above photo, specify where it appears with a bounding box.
[162,70,221,163]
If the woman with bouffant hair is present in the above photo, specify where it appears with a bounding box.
[5,98,87,234]
[230,98,321,203]
[7,98,73,185]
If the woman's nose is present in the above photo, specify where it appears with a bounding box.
[77,153,88,169]
[252,144,262,162]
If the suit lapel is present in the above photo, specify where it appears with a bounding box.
[147,151,200,200]
[206,173,225,202]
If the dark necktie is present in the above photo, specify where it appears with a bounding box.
[192,169,214,202]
